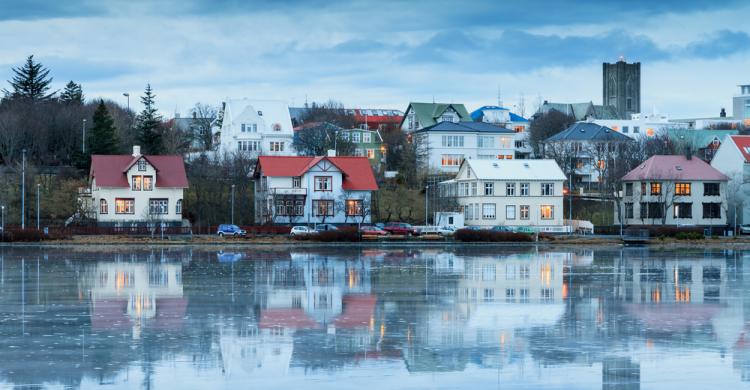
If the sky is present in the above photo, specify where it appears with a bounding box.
[0,0,749,118]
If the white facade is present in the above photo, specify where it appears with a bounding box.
[254,158,374,225]
[216,98,296,157]
[418,129,517,174]
[473,106,532,158]
[616,180,727,226]
[591,111,688,139]
[711,136,750,223]
[440,159,567,228]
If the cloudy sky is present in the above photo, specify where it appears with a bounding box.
[1,0,749,118]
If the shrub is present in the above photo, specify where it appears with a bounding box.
[313,227,361,242]
[1,229,44,242]
[454,229,533,242]
[675,231,704,240]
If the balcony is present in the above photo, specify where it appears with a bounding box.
[271,187,307,196]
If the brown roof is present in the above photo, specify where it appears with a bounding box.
[90,154,189,188]
[621,155,729,182]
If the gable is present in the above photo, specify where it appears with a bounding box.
[310,159,342,173]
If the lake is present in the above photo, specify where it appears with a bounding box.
[0,245,748,389]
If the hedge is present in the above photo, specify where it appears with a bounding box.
[454,229,533,242]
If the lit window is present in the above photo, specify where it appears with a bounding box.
[345,199,364,216]
[132,176,142,191]
[441,154,463,166]
[675,182,691,196]
[115,198,135,214]
[366,149,375,159]
[313,200,334,216]
[540,205,554,220]
[143,176,153,191]
[100,199,108,214]
[650,182,661,195]
[314,176,332,191]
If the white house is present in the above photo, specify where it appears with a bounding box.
[590,110,689,139]
[711,135,750,223]
[215,98,296,157]
[400,102,472,133]
[88,146,188,226]
[253,155,378,225]
[470,105,532,158]
[439,159,567,230]
[617,155,728,226]
[414,121,518,174]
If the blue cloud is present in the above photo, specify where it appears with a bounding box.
[684,29,750,58]
[37,57,142,82]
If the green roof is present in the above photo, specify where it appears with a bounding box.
[666,128,738,147]
[404,102,472,128]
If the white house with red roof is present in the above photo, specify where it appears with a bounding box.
[711,135,750,223]
[253,155,378,225]
[617,155,728,226]
[88,146,189,226]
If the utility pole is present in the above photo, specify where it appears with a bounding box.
[231,184,236,225]
[36,184,40,230]
[21,149,26,230]
[82,119,87,153]
[425,185,430,226]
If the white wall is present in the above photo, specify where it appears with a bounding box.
[423,131,516,173]
[218,99,296,157]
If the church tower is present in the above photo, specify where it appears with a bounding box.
[603,57,640,119]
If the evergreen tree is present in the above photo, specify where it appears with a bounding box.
[88,99,120,155]
[135,84,164,154]
[59,81,84,104]
[3,55,55,102]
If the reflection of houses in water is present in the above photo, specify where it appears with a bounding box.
[405,253,566,372]
[83,262,185,336]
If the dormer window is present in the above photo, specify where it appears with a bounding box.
[257,110,263,116]
[138,160,147,171]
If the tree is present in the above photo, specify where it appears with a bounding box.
[529,110,575,156]
[293,122,354,156]
[296,100,357,128]
[3,55,55,102]
[190,103,218,151]
[135,84,164,155]
[88,99,120,155]
[59,81,84,104]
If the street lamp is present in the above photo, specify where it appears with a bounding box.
[231,184,236,225]
[82,119,87,153]
[1,205,5,239]
[123,93,130,112]
[21,149,26,230]
[425,185,430,226]
[36,184,40,230]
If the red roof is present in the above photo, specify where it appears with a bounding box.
[259,308,319,329]
[334,294,377,329]
[90,154,189,188]
[256,156,378,191]
[729,135,750,162]
[621,155,728,181]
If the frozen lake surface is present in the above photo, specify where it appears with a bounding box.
[0,245,749,389]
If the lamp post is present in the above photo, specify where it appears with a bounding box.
[123,93,130,112]
[231,184,236,225]
[82,119,87,153]
[1,205,5,239]
[36,184,40,230]
[425,185,430,226]
[21,149,26,230]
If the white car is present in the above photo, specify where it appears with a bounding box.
[740,225,750,235]
[290,226,315,237]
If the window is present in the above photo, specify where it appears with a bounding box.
[623,126,629,133]
[441,155,463,166]
[341,132,350,141]
[499,137,512,148]
[238,140,260,152]
[366,149,375,159]
[115,198,135,214]
[354,148,365,157]
[314,176,332,191]
[674,203,692,219]
[441,135,464,147]
[149,199,168,214]
[484,182,494,196]
[520,183,529,196]
[352,132,361,143]
[704,183,720,196]
[313,200,334,216]
[363,132,371,143]
[505,205,516,220]
[292,176,301,188]
[650,182,661,195]
[440,114,455,123]
[624,202,634,219]
[641,182,646,194]
[294,200,304,216]
[515,140,525,148]
[514,126,525,133]
[675,182,691,196]
[269,142,284,152]
[477,136,494,148]
[100,199,108,214]
[143,176,153,191]
[176,199,182,214]
[483,203,496,219]
[275,199,286,215]
[703,203,721,219]
[241,124,245,132]
[625,183,633,196]
[137,160,147,171]
[647,202,664,219]
[459,182,469,196]
[520,205,529,219]
[541,183,554,196]
[346,200,364,216]
[633,126,640,134]
[132,175,142,191]
[640,202,648,219]
[506,183,516,196]
[540,205,554,220]
[471,182,477,196]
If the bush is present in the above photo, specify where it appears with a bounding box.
[675,231,704,240]
[454,229,533,242]
[1,229,44,242]
[312,227,361,242]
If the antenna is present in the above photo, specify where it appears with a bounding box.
[497,85,503,108]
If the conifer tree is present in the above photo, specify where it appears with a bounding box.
[59,81,84,104]
[135,84,164,154]
[88,99,120,155]
[3,55,55,102]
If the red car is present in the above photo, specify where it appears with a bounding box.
[382,222,419,236]
[360,226,389,236]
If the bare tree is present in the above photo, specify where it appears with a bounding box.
[190,103,218,151]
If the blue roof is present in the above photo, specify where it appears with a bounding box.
[415,121,515,134]
[545,122,633,142]
[470,106,528,122]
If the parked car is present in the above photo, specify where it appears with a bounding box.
[290,226,315,237]
[383,222,419,236]
[419,226,456,237]
[314,224,338,232]
[360,226,388,236]
[216,224,246,237]
[740,224,750,235]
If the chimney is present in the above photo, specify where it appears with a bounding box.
[685,146,692,160]
[132,145,141,157]
[720,108,727,118]
[327,149,336,157]
[192,111,197,119]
